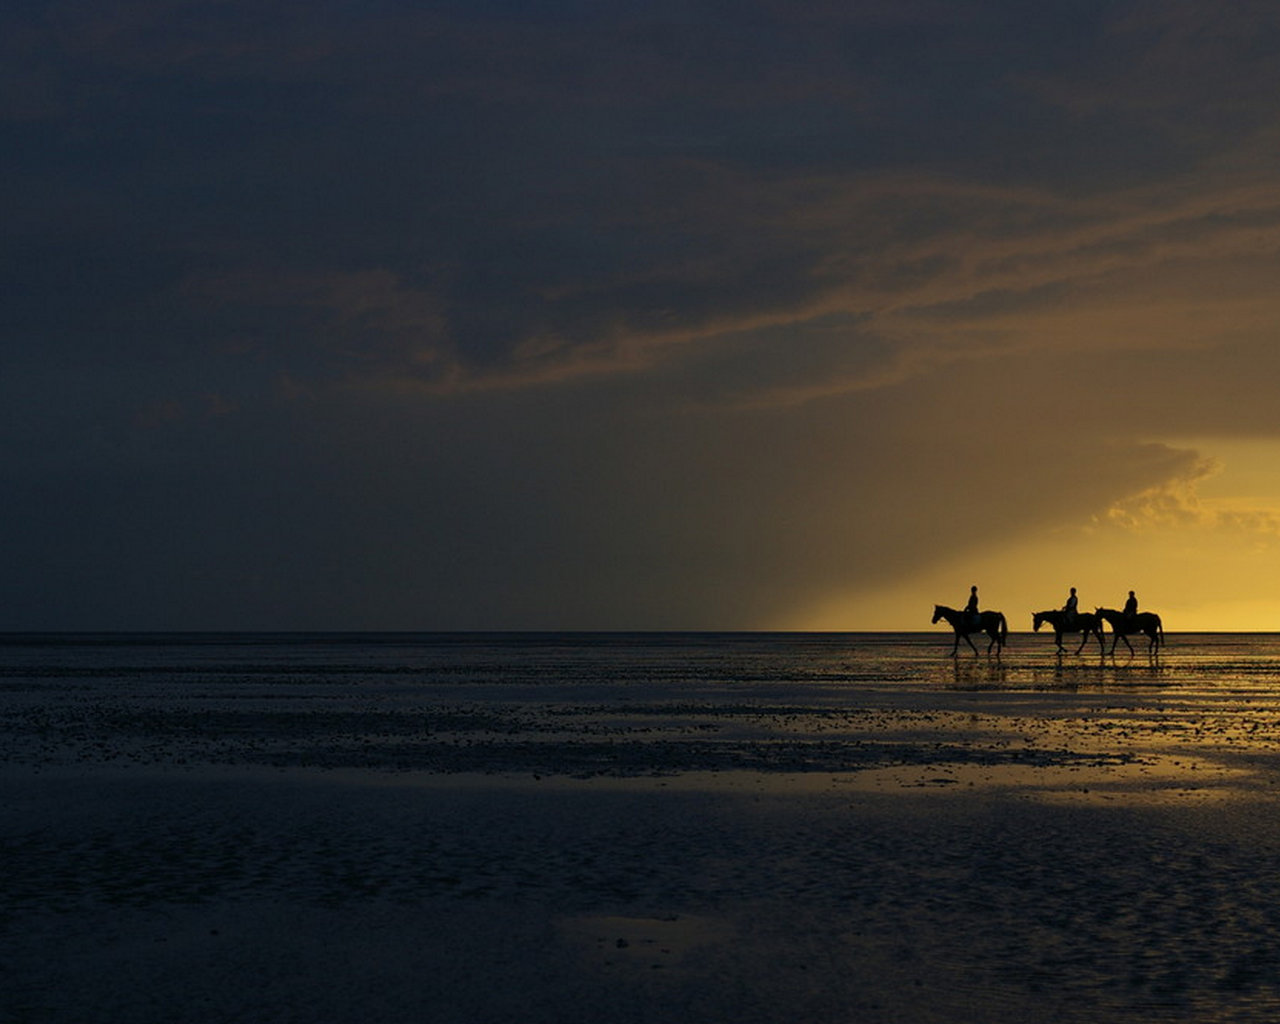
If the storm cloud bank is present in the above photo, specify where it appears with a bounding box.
[6,1,1280,628]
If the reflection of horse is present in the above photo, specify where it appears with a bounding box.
[1095,607,1164,655]
[932,605,1008,656]
[1032,610,1104,655]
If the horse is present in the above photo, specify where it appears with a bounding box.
[1094,607,1164,655]
[932,604,1008,656]
[1032,609,1104,655]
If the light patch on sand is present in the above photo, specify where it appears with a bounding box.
[832,751,1256,806]
[559,914,733,971]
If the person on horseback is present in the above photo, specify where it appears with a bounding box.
[1123,590,1138,622]
[964,585,980,628]
[1063,587,1078,628]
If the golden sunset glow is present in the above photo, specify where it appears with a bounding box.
[795,438,1280,633]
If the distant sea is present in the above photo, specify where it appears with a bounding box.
[4,630,1280,691]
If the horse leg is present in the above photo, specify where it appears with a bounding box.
[1073,632,1088,655]
[963,631,980,656]
[1055,630,1066,653]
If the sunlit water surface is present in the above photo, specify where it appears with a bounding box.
[8,633,1280,1023]
[6,632,1280,775]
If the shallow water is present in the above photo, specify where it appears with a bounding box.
[5,629,1280,694]
[4,631,1280,777]
[6,632,1280,1022]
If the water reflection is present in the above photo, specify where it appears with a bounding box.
[1046,658,1172,691]
[938,641,1176,691]
[946,657,1009,689]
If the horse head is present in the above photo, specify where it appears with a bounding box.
[1032,611,1046,631]
[931,605,945,624]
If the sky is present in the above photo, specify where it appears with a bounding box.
[7,0,1280,631]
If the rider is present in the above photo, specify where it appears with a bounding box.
[1063,587,1078,627]
[965,585,980,628]
[1123,590,1138,622]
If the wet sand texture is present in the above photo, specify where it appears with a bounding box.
[6,635,1280,1022]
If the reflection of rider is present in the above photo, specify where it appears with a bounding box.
[1063,587,1078,627]
[1123,590,1138,621]
[965,585,980,627]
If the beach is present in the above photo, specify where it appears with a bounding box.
[5,632,1280,1022]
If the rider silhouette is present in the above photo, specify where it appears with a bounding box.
[1063,587,1078,627]
[1123,590,1138,621]
[965,585,980,627]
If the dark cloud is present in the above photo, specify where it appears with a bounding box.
[5,0,1280,627]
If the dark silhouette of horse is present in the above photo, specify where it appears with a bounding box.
[1095,607,1164,655]
[932,604,1008,656]
[1032,609,1104,655]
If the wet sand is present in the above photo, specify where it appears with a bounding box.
[6,657,1280,1022]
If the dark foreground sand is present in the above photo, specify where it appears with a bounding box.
[6,676,1280,1022]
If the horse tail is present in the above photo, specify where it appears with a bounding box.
[999,613,1008,643]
